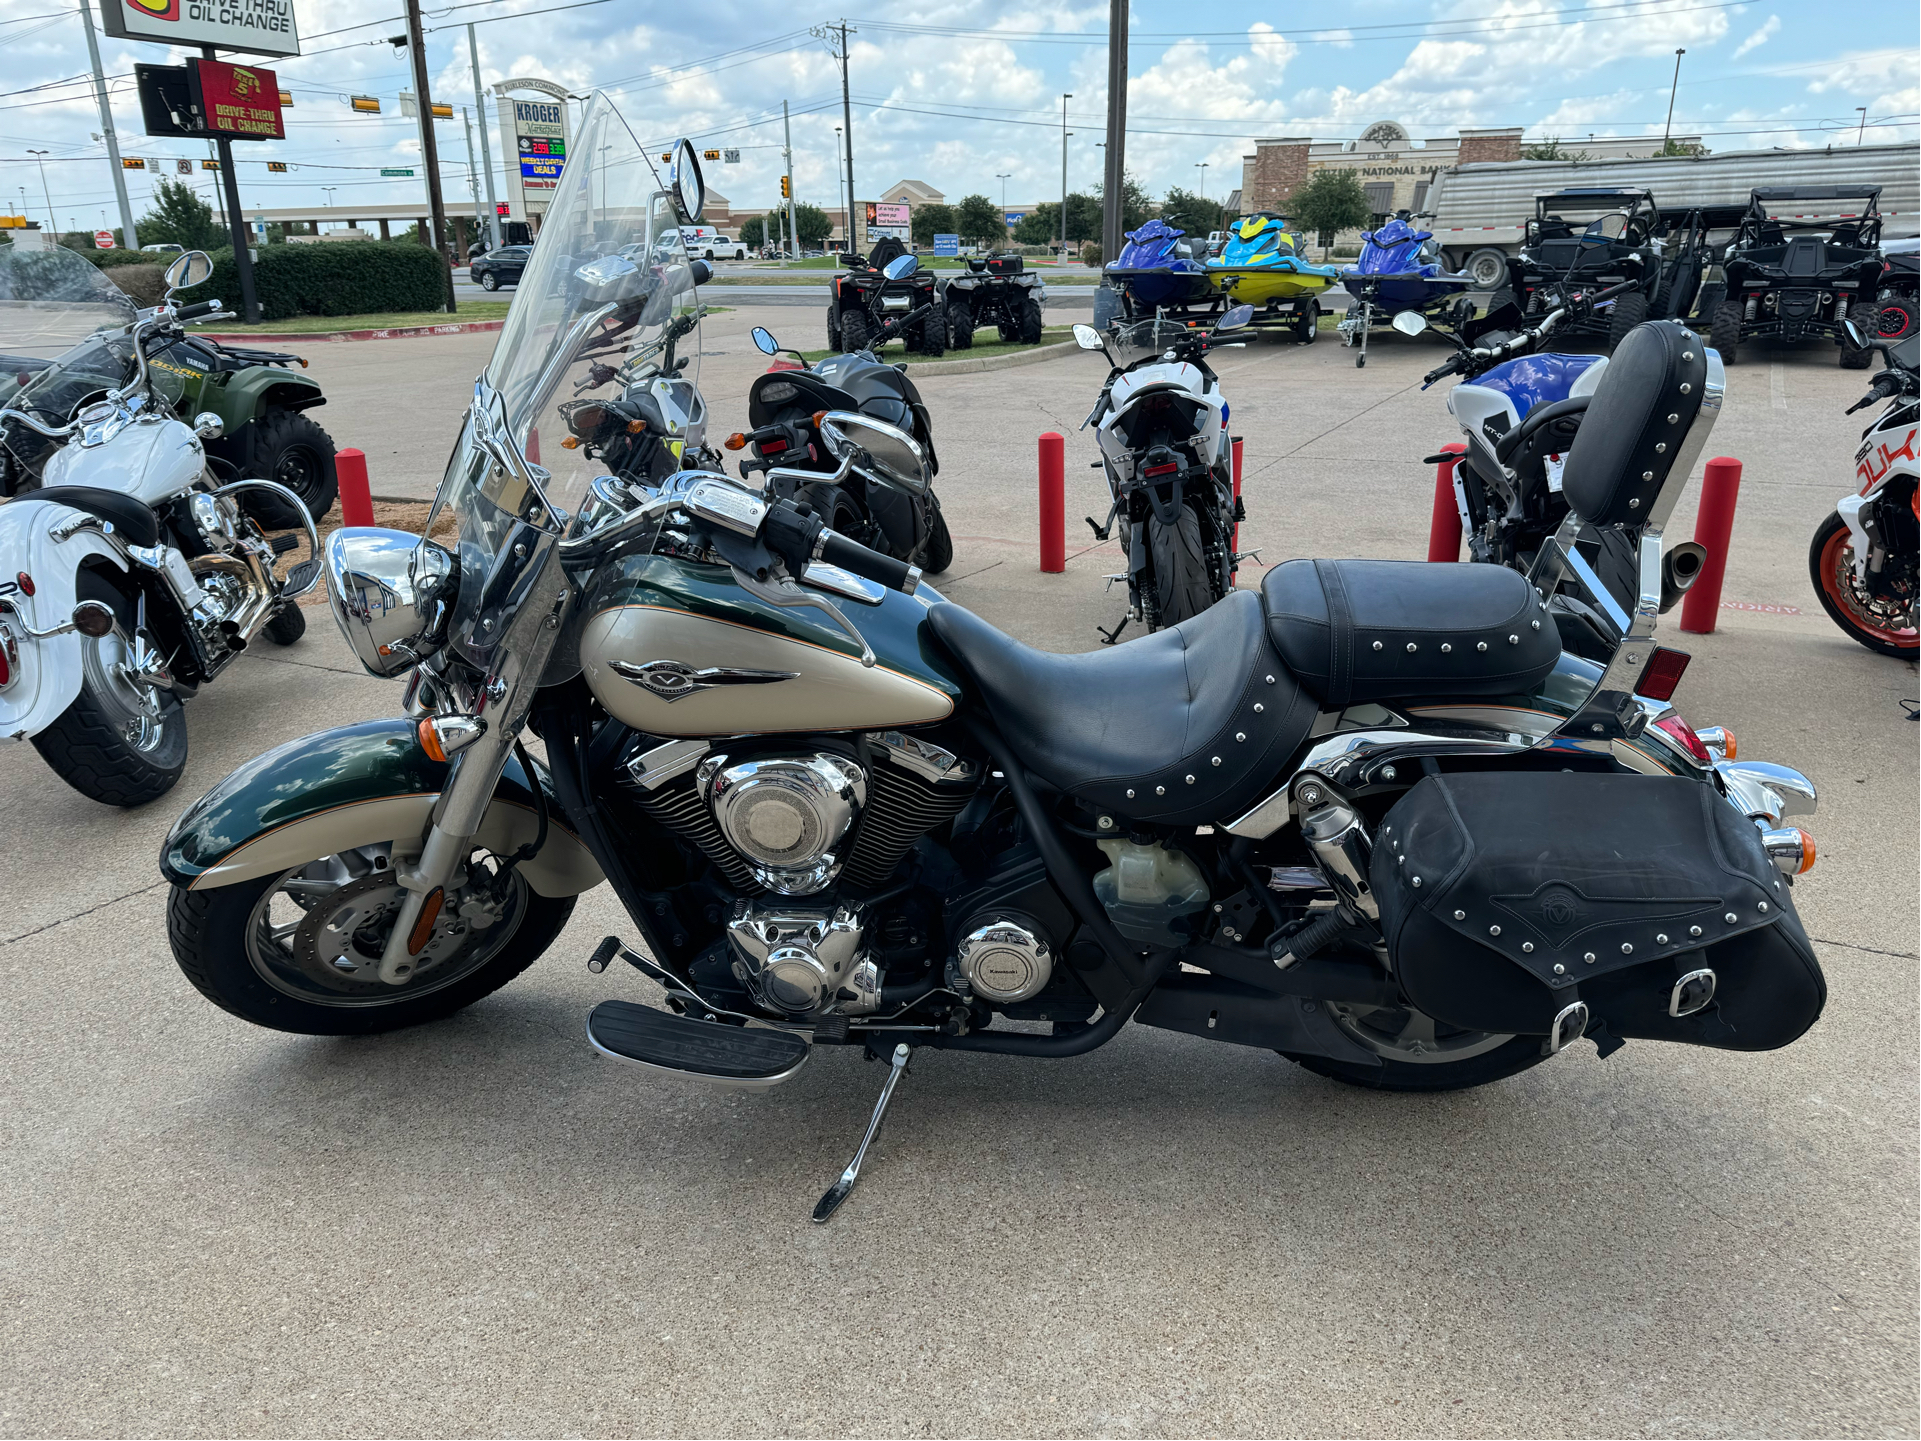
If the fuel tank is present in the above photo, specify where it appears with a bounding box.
[578,553,962,736]
[41,414,203,506]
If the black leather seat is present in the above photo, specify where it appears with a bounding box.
[32,485,161,548]
[926,592,1317,825]
[1260,559,1561,707]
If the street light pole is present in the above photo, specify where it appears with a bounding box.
[1856,108,1867,144]
[1661,48,1685,152]
[27,151,55,236]
[834,126,845,246]
[997,172,1010,243]
[78,0,138,250]
[403,0,458,313]
[1100,0,1129,266]
[467,24,501,250]
[1195,162,1207,200]
[1060,92,1073,256]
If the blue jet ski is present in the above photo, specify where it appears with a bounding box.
[1105,219,1217,319]
[1337,211,1477,367]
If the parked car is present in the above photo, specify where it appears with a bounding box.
[469,245,532,291]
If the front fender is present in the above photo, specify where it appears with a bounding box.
[208,365,327,431]
[0,498,127,743]
[159,717,605,898]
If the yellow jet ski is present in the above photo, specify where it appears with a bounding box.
[1205,213,1341,341]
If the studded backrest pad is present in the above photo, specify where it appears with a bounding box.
[1558,320,1707,527]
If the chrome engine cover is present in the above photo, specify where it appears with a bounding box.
[727,903,875,1017]
[956,916,1053,1004]
[700,752,865,895]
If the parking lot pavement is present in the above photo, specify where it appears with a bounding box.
[2,323,1914,1437]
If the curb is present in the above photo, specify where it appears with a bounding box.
[906,339,1079,377]
[191,319,506,344]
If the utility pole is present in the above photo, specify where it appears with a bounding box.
[28,151,55,236]
[782,99,799,260]
[461,107,484,250]
[404,0,457,313]
[1101,0,1129,265]
[468,25,502,250]
[834,126,845,245]
[1856,108,1867,144]
[814,23,857,250]
[1060,93,1073,255]
[78,0,138,250]
[198,47,259,322]
[1661,48,1685,152]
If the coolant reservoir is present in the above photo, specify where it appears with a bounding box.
[1093,838,1211,947]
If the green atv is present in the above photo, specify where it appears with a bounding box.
[0,252,336,526]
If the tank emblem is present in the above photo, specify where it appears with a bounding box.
[610,658,799,702]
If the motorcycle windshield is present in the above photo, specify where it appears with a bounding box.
[430,93,700,573]
[1108,316,1192,367]
[0,244,140,475]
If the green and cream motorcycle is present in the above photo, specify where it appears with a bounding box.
[160,99,1828,1222]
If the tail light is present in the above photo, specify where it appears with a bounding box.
[14,572,32,597]
[0,629,13,689]
[1632,645,1691,701]
[757,437,788,456]
[1653,716,1712,765]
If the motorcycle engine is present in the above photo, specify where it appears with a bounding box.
[699,752,866,895]
[726,903,876,1016]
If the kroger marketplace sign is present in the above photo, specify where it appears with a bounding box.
[100,0,301,60]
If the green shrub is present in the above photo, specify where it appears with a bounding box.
[106,263,169,307]
[1080,241,1102,266]
[181,240,446,321]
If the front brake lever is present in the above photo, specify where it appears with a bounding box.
[731,564,877,668]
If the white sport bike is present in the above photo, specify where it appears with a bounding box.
[0,250,319,805]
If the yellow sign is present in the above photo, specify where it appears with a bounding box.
[278,89,293,105]
[350,95,381,114]
[0,215,28,229]
[431,102,453,119]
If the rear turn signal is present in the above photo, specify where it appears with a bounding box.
[1694,725,1737,761]
[1761,827,1817,876]
[1632,645,1691,702]
[724,432,748,451]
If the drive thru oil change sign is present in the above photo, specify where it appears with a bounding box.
[495,93,570,219]
[99,0,300,60]
[190,59,284,139]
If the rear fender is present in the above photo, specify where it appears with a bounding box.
[160,717,605,898]
[0,499,128,743]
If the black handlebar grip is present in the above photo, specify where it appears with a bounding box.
[817,528,920,594]
[174,299,222,320]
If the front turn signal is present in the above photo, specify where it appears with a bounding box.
[417,714,487,763]
[724,432,748,451]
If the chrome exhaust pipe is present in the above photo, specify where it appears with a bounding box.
[1660,541,1708,613]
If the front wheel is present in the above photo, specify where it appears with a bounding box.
[1284,1000,1547,1091]
[1146,506,1215,629]
[1874,296,1918,344]
[921,494,954,574]
[167,844,577,1035]
[31,622,187,807]
[1604,289,1649,351]
[243,408,339,528]
[1018,295,1044,345]
[839,310,869,355]
[947,301,975,350]
[1808,511,1918,657]
[1710,298,1742,364]
[479,271,499,291]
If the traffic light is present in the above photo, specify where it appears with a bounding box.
[780,175,791,199]
[121,157,145,169]
[702,148,720,161]
[267,161,289,172]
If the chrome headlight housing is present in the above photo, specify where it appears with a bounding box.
[324,527,457,678]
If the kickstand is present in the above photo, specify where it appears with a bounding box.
[813,1042,913,1223]
[1096,615,1131,646]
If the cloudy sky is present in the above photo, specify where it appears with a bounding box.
[2,0,1915,233]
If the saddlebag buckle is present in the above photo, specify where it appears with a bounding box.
[1669,967,1718,1018]
[1546,1000,1590,1055]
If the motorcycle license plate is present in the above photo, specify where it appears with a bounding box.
[1545,453,1565,492]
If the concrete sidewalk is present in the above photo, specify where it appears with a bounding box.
[1,332,1913,1437]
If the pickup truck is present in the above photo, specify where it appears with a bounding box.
[668,226,748,261]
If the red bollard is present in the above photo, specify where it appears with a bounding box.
[336,447,373,527]
[524,427,541,465]
[1230,435,1244,554]
[1680,456,1742,635]
[1427,442,1466,562]
[1038,431,1065,573]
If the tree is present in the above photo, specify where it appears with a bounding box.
[137,178,222,252]
[738,213,767,248]
[1288,169,1372,257]
[1013,204,1058,246]
[1159,186,1225,238]
[1522,137,1594,162]
[1064,192,1102,243]
[910,202,955,246]
[1091,173,1152,233]
[954,193,1004,246]
[1655,138,1710,157]
[793,202,833,247]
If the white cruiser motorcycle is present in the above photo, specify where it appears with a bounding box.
[0,250,319,805]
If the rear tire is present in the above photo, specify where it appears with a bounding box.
[1296,298,1319,344]
[263,602,306,646]
[1604,289,1649,351]
[1146,506,1214,629]
[839,310,869,355]
[1808,510,1917,657]
[31,605,187,807]
[917,312,945,358]
[241,408,338,528]
[1710,298,1743,364]
[922,495,954,574]
[479,271,499,291]
[947,301,974,350]
[1286,1026,1547,1092]
[1018,295,1044,345]
[1465,247,1510,291]
[1839,322,1873,369]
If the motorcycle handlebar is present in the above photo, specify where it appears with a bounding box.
[174,299,224,321]
[871,301,935,348]
[1847,375,1902,414]
[817,528,921,594]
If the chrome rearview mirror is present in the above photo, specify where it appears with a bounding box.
[882,253,920,281]
[1842,317,1868,350]
[1216,303,1255,332]
[325,528,457,678]
[1072,323,1105,350]
[816,410,930,496]
[1392,310,1429,337]
[164,249,213,294]
[751,326,780,355]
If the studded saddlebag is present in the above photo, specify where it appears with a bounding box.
[1370,772,1825,1051]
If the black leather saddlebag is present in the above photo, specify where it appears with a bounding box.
[1371,772,1825,1051]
